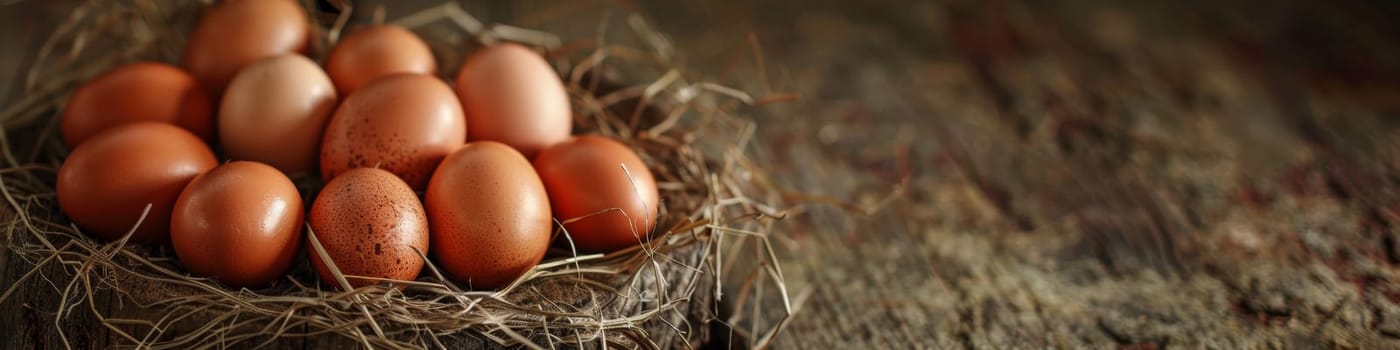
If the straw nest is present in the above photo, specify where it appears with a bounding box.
[0,1,796,348]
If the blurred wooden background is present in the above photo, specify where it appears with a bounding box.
[5,0,1400,348]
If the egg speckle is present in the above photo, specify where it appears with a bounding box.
[309,168,429,289]
[320,74,465,190]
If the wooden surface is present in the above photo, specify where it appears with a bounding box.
[6,0,1400,348]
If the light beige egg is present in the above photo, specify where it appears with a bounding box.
[455,43,572,157]
[220,54,337,176]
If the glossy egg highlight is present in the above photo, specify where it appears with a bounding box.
[533,136,660,253]
[61,62,212,147]
[171,161,303,287]
[57,122,218,243]
[183,0,309,96]
[426,141,551,290]
[219,55,337,175]
[455,43,571,157]
[326,25,436,95]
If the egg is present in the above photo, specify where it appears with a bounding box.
[533,136,660,253]
[308,168,429,289]
[57,122,218,243]
[171,161,302,287]
[320,74,466,190]
[455,43,571,157]
[326,25,436,95]
[426,141,551,289]
[183,0,308,96]
[219,55,337,175]
[60,62,212,147]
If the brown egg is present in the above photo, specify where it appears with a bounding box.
[326,25,436,95]
[533,136,660,253]
[455,43,571,157]
[220,55,337,175]
[60,62,212,147]
[320,74,466,190]
[183,0,308,96]
[57,123,218,243]
[171,161,302,287]
[426,141,551,289]
[308,168,429,289]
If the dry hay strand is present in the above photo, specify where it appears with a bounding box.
[0,1,797,349]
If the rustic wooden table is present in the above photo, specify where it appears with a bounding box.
[5,0,1400,348]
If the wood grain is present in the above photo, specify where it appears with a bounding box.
[671,0,1400,347]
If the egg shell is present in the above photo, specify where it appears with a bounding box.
[533,135,660,253]
[219,55,337,175]
[326,25,436,95]
[455,43,572,157]
[60,62,213,147]
[426,141,551,290]
[171,161,303,287]
[57,122,218,243]
[308,168,429,289]
[183,0,308,96]
[320,74,466,190]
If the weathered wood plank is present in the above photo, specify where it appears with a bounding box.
[630,0,1400,348]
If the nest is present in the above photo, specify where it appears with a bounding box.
[0,1,796,348]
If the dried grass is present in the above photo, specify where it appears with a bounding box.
[0,1,795,348]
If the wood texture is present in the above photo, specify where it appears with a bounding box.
[671,0,1400,348]
[6,0,1400,348]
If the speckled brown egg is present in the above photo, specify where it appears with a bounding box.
[326,25,436,95]
[426,141,551,290]
[308,168,429,289]
[183,0,308,97]
[171,161,302,287]
[533,135,660,253]
[219,55,337,175]
[455,43,571,157]
[57,122,218,243]
[320,74,465,190]
[60,62,212,147]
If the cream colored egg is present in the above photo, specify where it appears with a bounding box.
[220,54,337,175]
